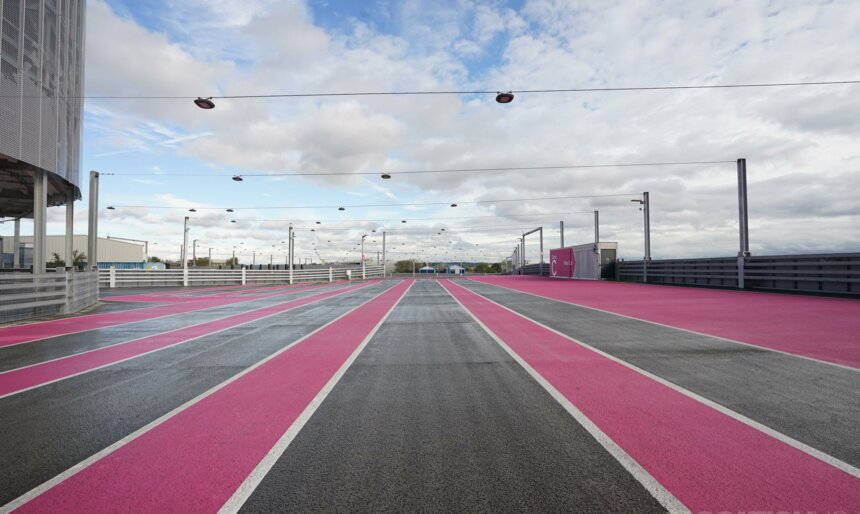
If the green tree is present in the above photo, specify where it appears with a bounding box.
[394,259,418,273]
[149,255,162,263]
[225,256,239,266]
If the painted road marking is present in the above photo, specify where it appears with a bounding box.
[0,281,344,349]
[0,281,377,399]
[3,280,410,513]
[468,276,860,370]
[441,279,860,514]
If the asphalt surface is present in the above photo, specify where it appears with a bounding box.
[0,282,355,371]
[240,280,664,513]
[1,278,857,512]
[458,279,860,467]
[0,281,393,506]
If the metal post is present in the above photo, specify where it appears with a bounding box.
[412,259,415,278]
[13,218,21,268]
[182,216,189,269]
[33,169,47,273]
[737,158,749,288]
[192,239,197,267]
[594,210,599,245]
[382,231,386,277]
[288,225,294,284]
[87,171,99,270]
[361,235,366,280]
[643,192,651,261]
[252,251,256,266]
[208,248,212,267]
[539,227,544,275]
[559,221,564,248]
[65,189,74,269]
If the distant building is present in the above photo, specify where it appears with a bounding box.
[418,265,436,274]
[1,236,145,269]
[446,265,465,275]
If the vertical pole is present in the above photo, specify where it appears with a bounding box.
[109,266,116,288]
[182,216,189,269]
[539,227,544,275]
[520,236,525,274]
[361,235,366,280]
[559,221,564,248]
[192,240,197,267]
[412,259,415,278]
[33,169,48,273]
[13,218,21,268]
[737,158,749,288]
[329,266,333,283]
[288,225,294,284]
[382,231,386,277]
[208,248,212,266]
[252,251,255,266]
[643,192,651,261]
[594,210,600,245]
[87,171,99,270]
[65,189,74,269]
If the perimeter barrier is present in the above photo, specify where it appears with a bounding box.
[98,265,385,288]
[617,252,859,295]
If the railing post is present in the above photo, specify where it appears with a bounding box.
[109,266,116,288]
[362,262,366,280]
[241,267,246,285]
[183,267,189,287]
[329,267,333,283]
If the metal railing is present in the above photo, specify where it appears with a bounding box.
[1,270,99,323]
[98,265,385,288]
[617,253,859,295]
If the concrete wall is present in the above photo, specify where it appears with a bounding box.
[1,235,144,263]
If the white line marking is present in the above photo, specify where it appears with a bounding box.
[0,282,377,400]
[0,281,344,349]
[450,279,860,479]
[467,278,859,372]
[0,280,404,514]
[219,280,415,513]
[437,280,690,514]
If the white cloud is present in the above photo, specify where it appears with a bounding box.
[77,0,860,262]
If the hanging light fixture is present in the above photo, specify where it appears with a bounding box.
[495,92,514,104]
[226,208,234,212]
[232,175,243,182]
[194,97,216,109]
[381,172,391,179]
[106,206,115,210]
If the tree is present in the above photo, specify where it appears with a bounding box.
[48,252,64,268]
[149,256,162,263]
[46,250,86,268]
[71,250,86,267]
[194,257,210,267]
[394,259,418,273]
[225,256,239,266]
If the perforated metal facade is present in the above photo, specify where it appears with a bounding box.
[0,0,85,216]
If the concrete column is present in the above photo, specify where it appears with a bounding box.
[33,169,48,273]
[329,266,333,283]
[241,267,246,285]
[65,190,75,269]
[183,267,189,287]
[13,218,21,268]
[87,171,99,270]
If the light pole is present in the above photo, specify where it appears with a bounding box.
[559,221,564,248]
[87,171,99,270]
[737,158,750,288]
[288,225,294,284]
[182,216,189,269]
[208,247,212,267]
[192,239,198,267]
[630,192,651,282]
[361,234,367,280]
[382,231,386,277]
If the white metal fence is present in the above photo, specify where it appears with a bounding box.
[98,265,385,288]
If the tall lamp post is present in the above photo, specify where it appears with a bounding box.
[361,234,367,280]
[182,216,189,269]
[630,192,651,282]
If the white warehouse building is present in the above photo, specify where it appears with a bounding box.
[1,235,144,268]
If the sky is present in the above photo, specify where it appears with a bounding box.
[6,0,860,265]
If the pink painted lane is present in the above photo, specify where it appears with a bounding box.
[0,281,377,398]
[102,281,317,303]
[442,279,860,514]
[0,281,340,348]
[469,275,860,368]
[14,280,412,513]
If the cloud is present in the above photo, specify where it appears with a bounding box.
[78,0,860,261]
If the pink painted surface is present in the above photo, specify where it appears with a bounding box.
[549,247,575,278]
[0,282,335,348]
[469,275,860,368]
[0,282,373,397]
[441,279,860,513]
[16,280,412,513]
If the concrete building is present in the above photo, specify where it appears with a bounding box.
[0,0,86,272]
